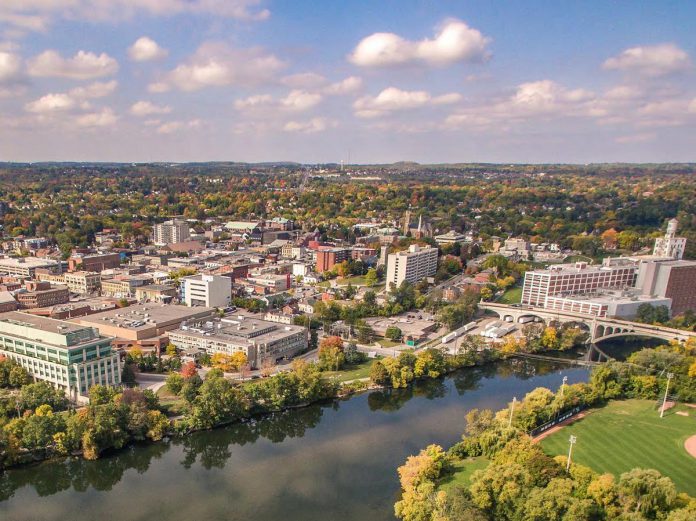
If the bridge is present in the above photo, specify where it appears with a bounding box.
[479,302,696,344]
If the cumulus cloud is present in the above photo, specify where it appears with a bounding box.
[281,72,327,89]
[75,107,118,127]
[129,36,168,62]
[69,80,118,99]
[283,117,336,134]
[25,93,75,113]
[0,50,22,82]
[27,50,118,79]
[349,19,491,67]
[603,43,691,76]
[156,119,201,134]
[0,1,270,31]
[234,90,322,113]
[353,87,461,118]
[130,100,172,116]
[324,76,362,95]
[154,42,284,92]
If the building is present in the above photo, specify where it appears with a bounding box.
[65,271,101,294]
[0,311,120,402]
[543,292,672,319]
[386,245,439,289]
[316,248,351,273]
[72,303,213,351]
[181,274,232,308]
[521,259,637,307]
[153,219,191,246]
[0,291,18,312]
[135,284,178,303]
[653,219,686,260]
[246,273,291,293]
[16,282,70,309]
[636,259,696,315]
[68,252,121,272]
[169,316,307,368]
[434,230,467,246]
[0,257,60,279]
[101,274,153,298]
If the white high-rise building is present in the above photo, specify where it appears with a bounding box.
[153,219,190,246]
[181,274,232,308]
[653,218,686,260]
[386,244,438,289]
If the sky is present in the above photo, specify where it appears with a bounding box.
[0,0,695,164]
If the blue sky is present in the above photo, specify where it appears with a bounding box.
[0,0,694,163]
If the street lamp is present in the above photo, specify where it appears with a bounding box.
[508,396,517,428]
[660,372,674,418]
[566,435,577,471]
[560,375,568,400]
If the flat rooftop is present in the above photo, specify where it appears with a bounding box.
[76,303,213,331]
[0,311,104,346]
[0,257,59,267]
[175,316,304,344]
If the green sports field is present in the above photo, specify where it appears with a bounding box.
[540,399,696,495]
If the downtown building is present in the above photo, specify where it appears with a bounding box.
[153,219,191,246]
[386,245,439,289]
[0,311,120,402]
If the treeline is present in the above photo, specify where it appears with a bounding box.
[394,346,696,521]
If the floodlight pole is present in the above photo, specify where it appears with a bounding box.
[508,396,517,428]
[566,435,577,471]
[560,376,568,399]
[660,372,674,418]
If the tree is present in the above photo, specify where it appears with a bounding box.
[318,336,345,371]
[617,468,678,518]
[344,342,367,365]
[165,344,178,357]
[166,372,185,394]
[181,360,198,378]
[385,326,403,341]
[365,268,379,287]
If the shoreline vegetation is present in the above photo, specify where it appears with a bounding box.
[392,340,696,521]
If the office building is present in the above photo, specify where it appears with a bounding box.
[68,252,121,272]
[653,219,686,260]
[16,282,70,309]
[521,259,637,307]
[636,258,696,315]
[0,257,60,279]
[169,316,307,368]
[153,219,191,246]
[181,274,232,308]
[386,244,439,288]
[315,248,351,273]
[434,230,467,246]
[0,311,120,402]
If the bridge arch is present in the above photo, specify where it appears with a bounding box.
[594,330,680,344]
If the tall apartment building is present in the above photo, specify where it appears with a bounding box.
[653,218,686,260]
[181,274,232,308]
[0,311,120,402]
[521,259,637,307]
[169,316,307,368]
[153,219,191,246]
[386,244,439,289]
[316,248,351,273]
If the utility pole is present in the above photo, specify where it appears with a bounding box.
[660,372,674,418]
[560,376,568,400]
[566,435,577,471]
[508,396,517,428]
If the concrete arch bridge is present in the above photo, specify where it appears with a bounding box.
[479,302,696,344]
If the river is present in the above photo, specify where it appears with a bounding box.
[1,358,590,521]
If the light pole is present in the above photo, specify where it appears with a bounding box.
[566,435,577,471]
[560,376,568,400]
[660,372,674,418]
[508,396,517,428]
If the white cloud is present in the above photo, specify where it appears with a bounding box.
[324,76,362,95]
[25,93,75,113]
[689,98,696,114]
[75,107,118,127]
[69,80,117,99]
[128,36,168,62]
[0,1,270,31]
[353,87,460,118]
[603,43,691,76]
[130,100,172,116]
[235,90,322,113]
[283,117,336,134]
[349,19,491,67]
[0,51,21,81]
[156,119,201,134]
[147,81,170,93]
[156,42,284,91]
[27,50,118,79]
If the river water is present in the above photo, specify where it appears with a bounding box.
[1,358,590,521]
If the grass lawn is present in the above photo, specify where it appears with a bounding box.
[499,286,522,304]
[562,254,595,264]
[156,385,188,417]
[321,358,379,383]
[540,399,696,495]
[378,338,401,348]
[438,456,490,492]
